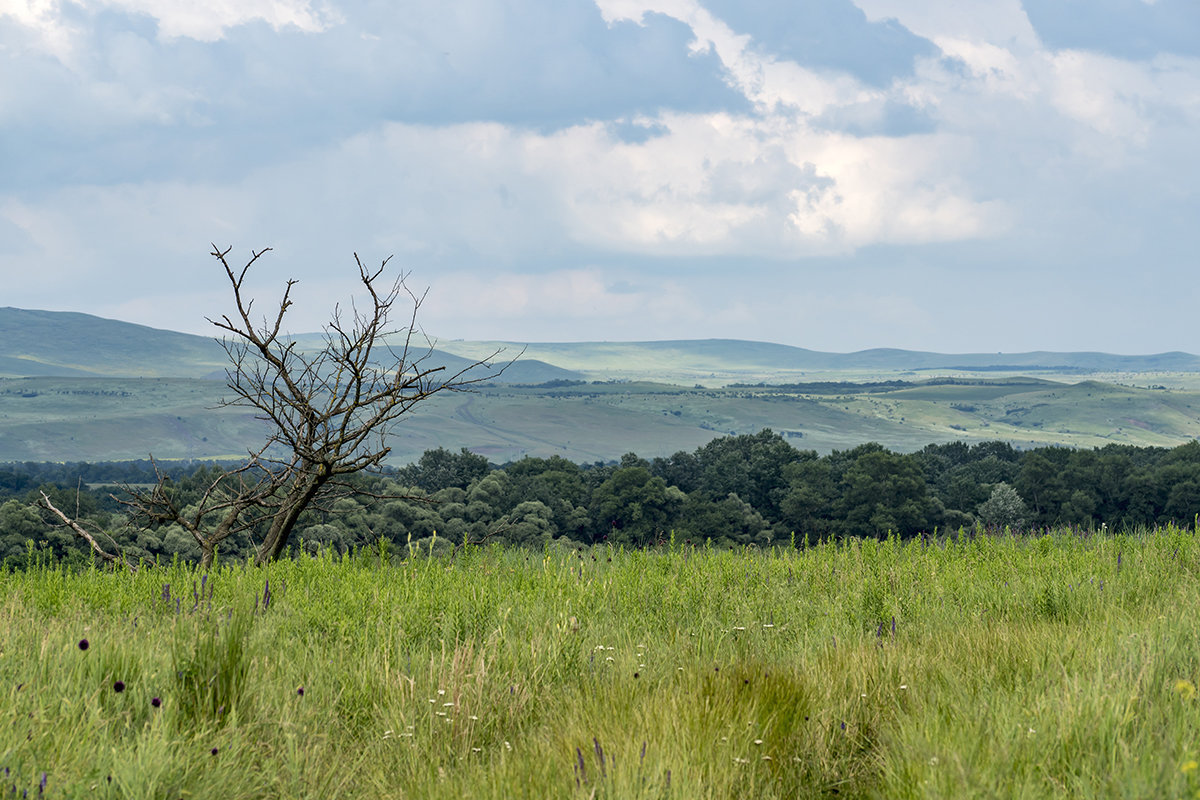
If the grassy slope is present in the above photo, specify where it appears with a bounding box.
[4,308,1200,462]
[3,377,1200,463]
[0,308,230,379]
[2,530,1199,798]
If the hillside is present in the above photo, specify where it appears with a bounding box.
[0,307,230,378]
[0,308,578,384]
[433,338,1200,384]
[3,307,1200,464]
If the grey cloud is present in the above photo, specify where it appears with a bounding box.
[1023,0,1200,60]
[2,1,749,192]
[698,0,938,86]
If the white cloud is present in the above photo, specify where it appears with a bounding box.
[598,0,878,115]
[2,0,1199,352]
[2,0,335,61]
[851,0,1039,50]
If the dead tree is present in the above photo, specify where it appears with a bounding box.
[115,453,284,569]
[45,245,507,568]
[204,244,505,565]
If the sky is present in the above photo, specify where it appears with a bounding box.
[2,0,1198,354]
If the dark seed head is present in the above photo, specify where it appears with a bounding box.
[151,697,161,708]
[78,639,89,651]
[211,747,219,756]
[633,672,639,679]
[113,681,125,693]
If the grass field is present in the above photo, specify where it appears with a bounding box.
[3,529,1200,798]
[5,375,1200,464]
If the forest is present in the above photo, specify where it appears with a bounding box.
[4,429,1200,566]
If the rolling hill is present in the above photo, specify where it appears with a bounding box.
[3,307,1200,464]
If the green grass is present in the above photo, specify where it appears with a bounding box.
[3,529,1200,798]
[8,376,1200,464]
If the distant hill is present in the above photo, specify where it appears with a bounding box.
[0,307,230,378]
[5,307,1200,465]
[0,308,580,384]
[434,338,1200,382]
[6,308,1198,383]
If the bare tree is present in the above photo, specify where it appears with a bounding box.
[210,244,505,564]
[51,245,507,567]
[117,453,284,568]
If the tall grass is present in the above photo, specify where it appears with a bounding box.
[1,527,1198,798]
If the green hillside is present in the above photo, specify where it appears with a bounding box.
[3,308,1200,464]
[435,338,1200,384]
[3,375,1200,465]
[0,307,230,378]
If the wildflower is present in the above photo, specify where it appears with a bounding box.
[296,686,305,696]
[113,681,125,693]
[753,739,763,745]
[1176,680,1197,700]
[211,747,219,756]
[900,684,908,690]
[151,697,161,708]
[78,639,89,651]
[1182,760,1198,775]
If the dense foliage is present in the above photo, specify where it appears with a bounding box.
[6,431,1200,565]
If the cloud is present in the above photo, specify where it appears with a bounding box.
[1024,0,1200,60]
[2,0,334,52]
[1,0,1199,353]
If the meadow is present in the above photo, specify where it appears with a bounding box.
[3,529,1200,798]
[6,375,1200,464]
[0,534,1195,796]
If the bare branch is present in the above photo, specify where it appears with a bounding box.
[38,491,136,572]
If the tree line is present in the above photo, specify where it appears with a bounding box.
[5,430,1200,566]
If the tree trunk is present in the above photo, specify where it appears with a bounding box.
[255,472,327,565]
